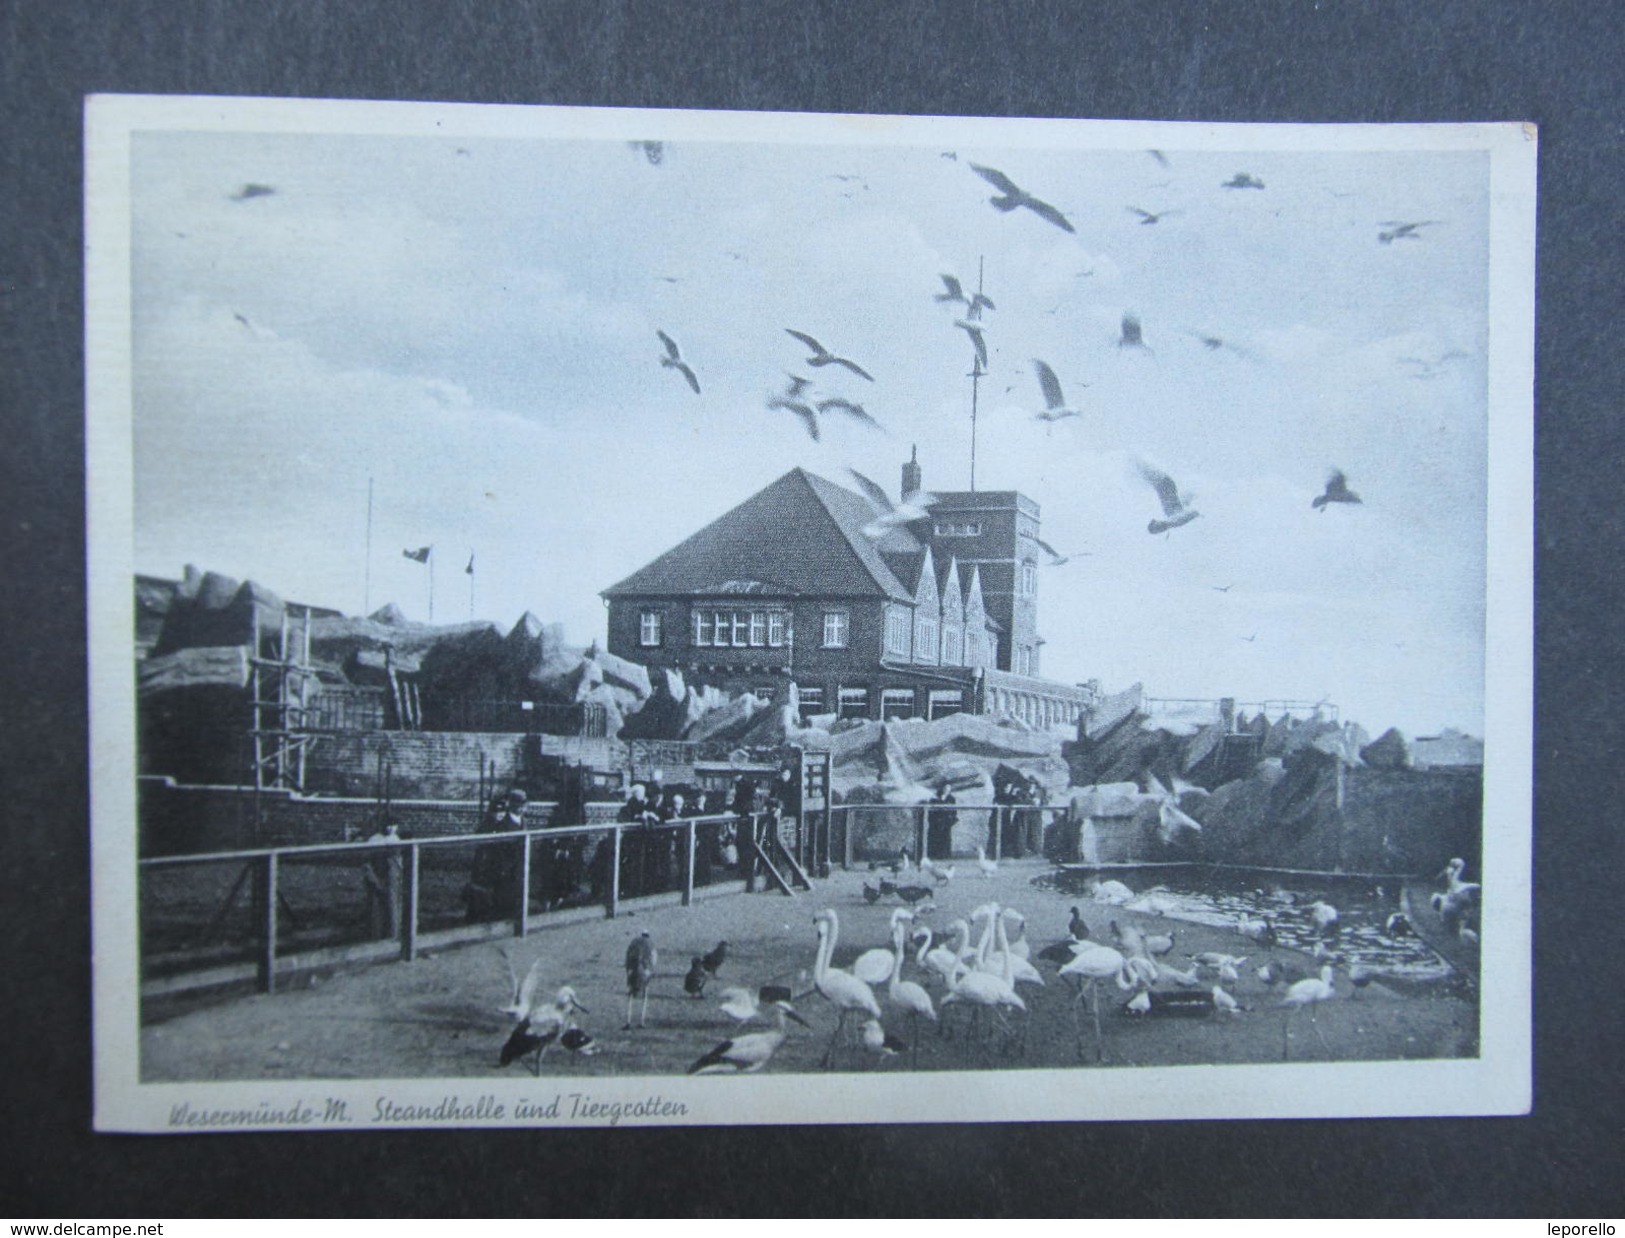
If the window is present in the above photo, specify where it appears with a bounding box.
[798,686,824,720]
[885,608,910,656]
[731,612,748,647]
[1016,646,1032,677]
[928,689,964,719]
[749,611,766,646]
[751,684,775,703]
[837,686,868,719]
[693,610,712,646]
[639,610,662,647]
[942,626,962,666]
[768,612,786,647]
[1021,561,1037,597]
[934,520,983,537]
[822,610,849,648]
[882,688,915,720]
[914,616,938,663]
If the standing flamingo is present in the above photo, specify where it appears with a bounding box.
[1281,964,1337,1059]
[886,911,937,1064]
[941,904,1026,1053]
[811,908,882,1069]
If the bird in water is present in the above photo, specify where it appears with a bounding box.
[1118,312,1151,351]
[1127,206,1180,225]
[624,931,657,1030]
[683,957,709,999]
[1223,172,1266,189]
[1137,462,1201,535]
[935,274,994,314]
[655,331,701,395]
[1032,359,1081,422]
[1313,469,1362,511]
[1377,219,1438,244]
[967,163,1075,233]
[784,329,875,381]
[688,1001,809,1074]
[848,467,936,541]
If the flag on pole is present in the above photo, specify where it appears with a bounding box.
[403,546,432,563]
[465,552,475,575]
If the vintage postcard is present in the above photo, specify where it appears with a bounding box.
[87,96,1534,1131]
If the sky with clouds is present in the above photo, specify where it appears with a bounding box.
[128,110,1495,738]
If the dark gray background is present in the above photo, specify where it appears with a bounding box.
[3,0,1618,1218]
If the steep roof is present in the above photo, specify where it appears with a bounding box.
[602,468,918,601]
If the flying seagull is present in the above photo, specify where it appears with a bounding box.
[1377,220,1438,244]
[1188,330,1253,359]
[229,183,275,201]
[785,329,874,381]
[1034,537,1089,567]
[768,375,819,441]
[848,468,936,540]
[816,397,884,433]
[1127,206,1180,225]
[1399,351,1469,379]
[629,140,664,165]
[1222,172,1265,190]
[1031,359,1081,422]
[1119,312,1150,350]
[1147,149,1171,168]
[1137,462,1200,535]
[1212,584,1233,593]
[935,274,995,313]
[1312,469,1362,511]
[967,163,1075,233]
[955,302,990,368]
[655,331,701,394]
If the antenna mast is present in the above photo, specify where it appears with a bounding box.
[968,255,986,492]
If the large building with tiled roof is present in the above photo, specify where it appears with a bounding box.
[602,455,1095,728]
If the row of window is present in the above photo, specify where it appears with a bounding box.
[639,605,990,666]
[797,686,967,721]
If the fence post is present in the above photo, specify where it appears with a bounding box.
[259,853,278,994]
[842,807,853,870]
[992,807,1003,861]
[607,825,621,918]
[683,818,696,907]
[916,805,927,865]
[401,842,420,962]
[515,832,532,938]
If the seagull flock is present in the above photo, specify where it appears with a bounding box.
[625,150,1416,568]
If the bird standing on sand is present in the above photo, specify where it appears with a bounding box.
[967,163,1076,233]
[688,1001,808,1074]
[1032,359,1081,422]
[1137,462,1200,535]
[975,844,997,879]
[500,983,589,1075]
[1280,964,1336,1059]
[886,911,938,1062]
[1313,469,1362,510]
[811,909,883,1068]
[624,931,657,1030]
[683,957,708,998]
[702,940,728,977]
[655,331,701,394]
[785,329,875,381]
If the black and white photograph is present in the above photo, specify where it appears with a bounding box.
[86,96,1534,1131]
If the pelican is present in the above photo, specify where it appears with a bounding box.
[1032,359,1080,422]
[1137,461,1200,535]
[623,931,656,1029]
[1312,469,1362,510]
[687,1001,808,1074]
[966,162,1075,233]
[655,330,701,394]
[886,911,938,1061]
[784,329,874,381]
[812,909,883,1068]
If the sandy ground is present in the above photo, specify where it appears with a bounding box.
[142,859,1478,1081]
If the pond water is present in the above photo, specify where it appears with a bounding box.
[1037,865,1455,986]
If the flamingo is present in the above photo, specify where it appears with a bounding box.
[922,919,971,988]
[687,1001,809,1074]
[1281,964,1336,1059]
[811,909,882,1068]
[852,908,914,986]
[941,905,1026,1052]
[1059,941,1136,1062]
[978,910,1045,986]
[886,911,938,1062]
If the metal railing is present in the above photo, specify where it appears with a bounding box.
[830,803,1072,869]
[139,812,761,997]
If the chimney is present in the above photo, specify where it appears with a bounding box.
[901,445,922,499]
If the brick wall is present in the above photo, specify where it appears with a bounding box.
[303,731,531,800]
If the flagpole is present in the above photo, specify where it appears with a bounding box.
[428,547,435,624]
[363,475,374,615]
